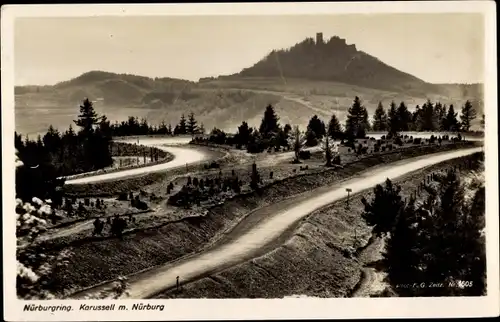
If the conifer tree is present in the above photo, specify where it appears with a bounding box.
[236,121,252,146]
[345,96,368,139]
[259,104,280,138]
[372,102,388,132]
[307,115,326,140]
[443,104,459,132]
[178,114,187,134]
[460,100,477,132]
[361,178,405,237]
[396,102,412,132]
[187,112,198,135]
[388,101,399,135]
[327,114,343,140]
[74,98,101,135]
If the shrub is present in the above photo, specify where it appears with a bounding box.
[333,155,341,165]
[394,137,403,146]
[298,150,311,160]
[374,145,380,153]
[269,171,274,179]
[117,193,128,201]
[413,138,422,145]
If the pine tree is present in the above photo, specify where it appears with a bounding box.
[435,102,446,130]
[99,115,112,138]
[178,114,187,134]
[158,121,168,134]
[460,100,477,132]
[187,112,198,135]
[74,98,101,135]
[388,101,399,135]
[42,125,61,153]
[361,178,405,237]
[419,100,437,131]
[396,102,412,132]
[305,129,318,147]
[372,102,388,132]
[385,196,421,294]
[444,105,459,132]
[236,121,252,146]
[259,104,280,138]
[307,115,326,140]
[345,96,368,139]
[199,123,205,134]
[327,114,343,140]
[412,105,422,131]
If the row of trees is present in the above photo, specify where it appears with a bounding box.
[15,99,113,203]
[373,99,479,134]
[361,160,485,296]
[200,96,479,156]
[110,112,205,137]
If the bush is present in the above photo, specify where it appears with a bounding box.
[413,138,422,145]
[394,137,403,146]
[333,155,341,165]
[298,150,311,159]
[374,145,380,153]
[117,193,128,201]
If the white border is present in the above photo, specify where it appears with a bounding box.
[2,2,498,321]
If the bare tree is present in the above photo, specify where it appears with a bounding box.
[288,125,305,163]
[322,135,338,167]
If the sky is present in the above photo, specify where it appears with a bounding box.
[14,14,485,86]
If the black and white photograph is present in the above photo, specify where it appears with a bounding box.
[2,2,498,321]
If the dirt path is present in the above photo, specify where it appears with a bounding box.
[70,147,481,299]
[352,237,388,297]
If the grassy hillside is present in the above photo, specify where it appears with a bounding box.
[15,70,484,138]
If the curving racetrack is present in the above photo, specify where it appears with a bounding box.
[65,137,210,185]
[71,146,482,299]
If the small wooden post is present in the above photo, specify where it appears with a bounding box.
[346,188,352,209]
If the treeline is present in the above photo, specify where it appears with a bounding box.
[110,112,205,137]
[362,156,486,296]
[194,97,480,154]
[15,99,113,204]
[373,99,479,134]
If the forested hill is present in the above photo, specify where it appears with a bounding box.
[222,35,468,96]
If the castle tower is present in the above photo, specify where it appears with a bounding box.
[316,32,323,45]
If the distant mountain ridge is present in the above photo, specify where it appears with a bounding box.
[14,34,484,136]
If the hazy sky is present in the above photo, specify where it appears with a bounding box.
[14,14,485,86]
